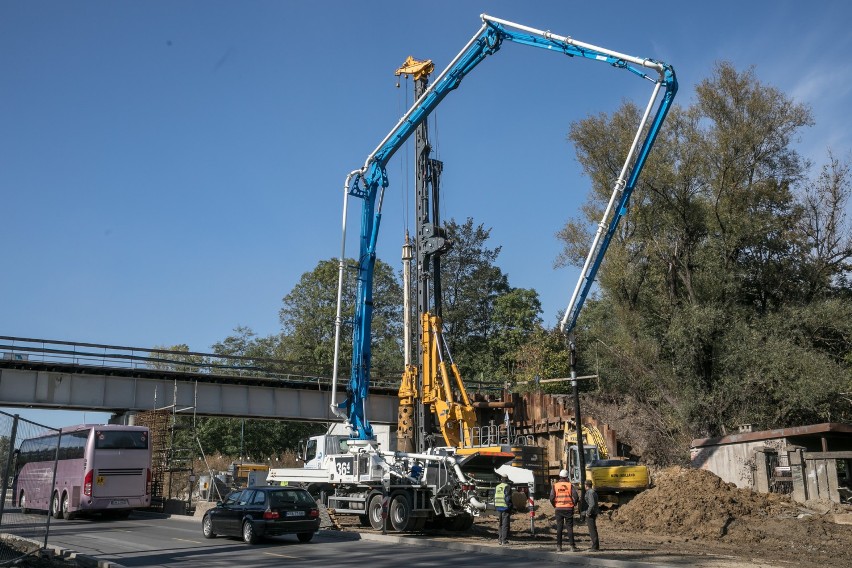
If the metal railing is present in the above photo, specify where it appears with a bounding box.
[0,335,402,390]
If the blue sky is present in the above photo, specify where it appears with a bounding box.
[2,1,851,428]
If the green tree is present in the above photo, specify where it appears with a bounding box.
[490,288,549,382]
[440,218,510,382]
[279,258,404,379]
[558,62,851,446]
[193,417,321,459]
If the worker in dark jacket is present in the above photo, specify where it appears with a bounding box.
[550,469,579,552]
[584,479,600,550]
[495,474,513,545]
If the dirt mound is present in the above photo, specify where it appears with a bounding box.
[612,466,852,566]
[613,466,799,539]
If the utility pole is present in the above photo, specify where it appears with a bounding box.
[569,339,587,510]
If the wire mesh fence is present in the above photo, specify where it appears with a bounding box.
[0,410,59,564]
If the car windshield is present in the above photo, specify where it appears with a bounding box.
[223,490,244,506]
[268,489,315,507]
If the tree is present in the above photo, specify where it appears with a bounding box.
[490,288,546,381]
[440,218,510,382]
[799,151,852,299]
[557,62,851,446]
[193,417,321,459]
[279,258,403,379]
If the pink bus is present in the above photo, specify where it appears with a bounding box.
[13,424,152,519]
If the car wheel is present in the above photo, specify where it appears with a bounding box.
[296,532,314,543]
[51,492,64,520]
[62,493,75,521]
[242,520,259,544]
[202,514,217,538]
[19,491,29,514]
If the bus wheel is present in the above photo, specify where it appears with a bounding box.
[62,493,75,520]
[51,492,64,520]
[19,491,29,514]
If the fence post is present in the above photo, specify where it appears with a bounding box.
[0,414,20,525]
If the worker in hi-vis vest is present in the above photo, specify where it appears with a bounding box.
[494,474,513,545]
[550,469,579,552]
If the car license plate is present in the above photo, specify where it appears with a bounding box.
[285,511,304,517]
[110,499,128,506]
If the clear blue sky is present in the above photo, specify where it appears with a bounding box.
[2,1,850,428]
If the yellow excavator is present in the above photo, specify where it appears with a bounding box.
[563,421,649,503]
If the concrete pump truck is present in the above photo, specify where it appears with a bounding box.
[267,13,676,533]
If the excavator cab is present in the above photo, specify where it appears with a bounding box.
[566,444,600,484]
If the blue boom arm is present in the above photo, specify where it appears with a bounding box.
[333,14,677,441]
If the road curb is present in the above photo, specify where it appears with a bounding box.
[2,534,129,568]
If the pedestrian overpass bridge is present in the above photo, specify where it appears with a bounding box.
[0,336,399,425]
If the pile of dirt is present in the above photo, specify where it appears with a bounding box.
[613,466,799,538]
[612,466,852,566]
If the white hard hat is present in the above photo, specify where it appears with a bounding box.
[559,469,569,478]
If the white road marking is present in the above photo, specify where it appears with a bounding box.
[263,551,303,559]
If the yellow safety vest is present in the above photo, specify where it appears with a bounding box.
[494,482,510,510]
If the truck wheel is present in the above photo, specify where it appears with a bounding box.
[389,493,414,532]
[367,493,387,531]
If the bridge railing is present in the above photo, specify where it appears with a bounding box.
[0,335,401,390]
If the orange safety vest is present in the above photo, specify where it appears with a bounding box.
[553,481,575,509]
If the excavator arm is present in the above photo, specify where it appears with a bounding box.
[330,14,678,441]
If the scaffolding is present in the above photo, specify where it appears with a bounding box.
[133,382,195,512]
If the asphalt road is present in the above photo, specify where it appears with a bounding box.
[43,513,587,568]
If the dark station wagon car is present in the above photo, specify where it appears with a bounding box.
[202,486,320,544]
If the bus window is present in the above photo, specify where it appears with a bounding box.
[94,430,148,450]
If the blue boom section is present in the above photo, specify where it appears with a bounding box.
[341,17,678,441]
